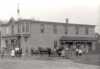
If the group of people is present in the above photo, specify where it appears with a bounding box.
[9,44,89,58]
[0,46,88,59]
[75,48,83,56]
[37,45,87,58]
[55,47,84,58]
[10,47,22,57]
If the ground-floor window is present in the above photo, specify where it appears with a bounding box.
[60,40,92,52]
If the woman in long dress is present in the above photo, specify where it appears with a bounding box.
[61,49,65,57]
[11,50,15,57]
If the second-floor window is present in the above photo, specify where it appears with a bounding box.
[18,24,21,33]
[6,27,10,34]
[11,25,14,34]
[85,27,89,35]
[53,25,57,34]
[26,23,30,32]
[75,26,79,34]
[22,23,25,32]
[40,24,45,33]
[64,25,68,34]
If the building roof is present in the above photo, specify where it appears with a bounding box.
[0,17,15,26]
[15,19,95,27]
[0,18,96,27]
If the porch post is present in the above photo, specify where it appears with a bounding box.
[92,42,96,51]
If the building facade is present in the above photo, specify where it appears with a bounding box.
[0,18,96,55]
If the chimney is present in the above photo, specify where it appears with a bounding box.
[65,18,69,23]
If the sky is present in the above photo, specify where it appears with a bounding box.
[0,0,100,32]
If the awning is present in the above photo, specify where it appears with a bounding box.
[60,36,96,41]
[1,35,17,40]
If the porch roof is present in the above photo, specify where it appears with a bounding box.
[1,34,30,39]
[60,36,97,41]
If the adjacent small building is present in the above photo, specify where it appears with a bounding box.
[0,18,96,55]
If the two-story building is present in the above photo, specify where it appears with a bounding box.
[0,18,96,55]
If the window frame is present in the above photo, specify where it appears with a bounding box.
[85,27,89,35]
[40,24,45,33]
[26,23,30,32]
[75,26,79,35]
[53,24,57,34]
[64,25,68,34]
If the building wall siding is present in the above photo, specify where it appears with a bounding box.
[0,19,96,54]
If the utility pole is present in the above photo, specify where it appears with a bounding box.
[0,31,1,53]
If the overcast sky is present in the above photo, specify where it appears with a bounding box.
[0,0,100,31]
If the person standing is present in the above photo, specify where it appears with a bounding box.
[15,47,19,57]
[47,48,51,57]
[75,48,79,56]
[10,49,15,57]
[1,48,5,58]
[61,49,65,58]
[78,49,83,56]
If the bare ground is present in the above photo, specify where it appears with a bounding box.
[0,55,99,69]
